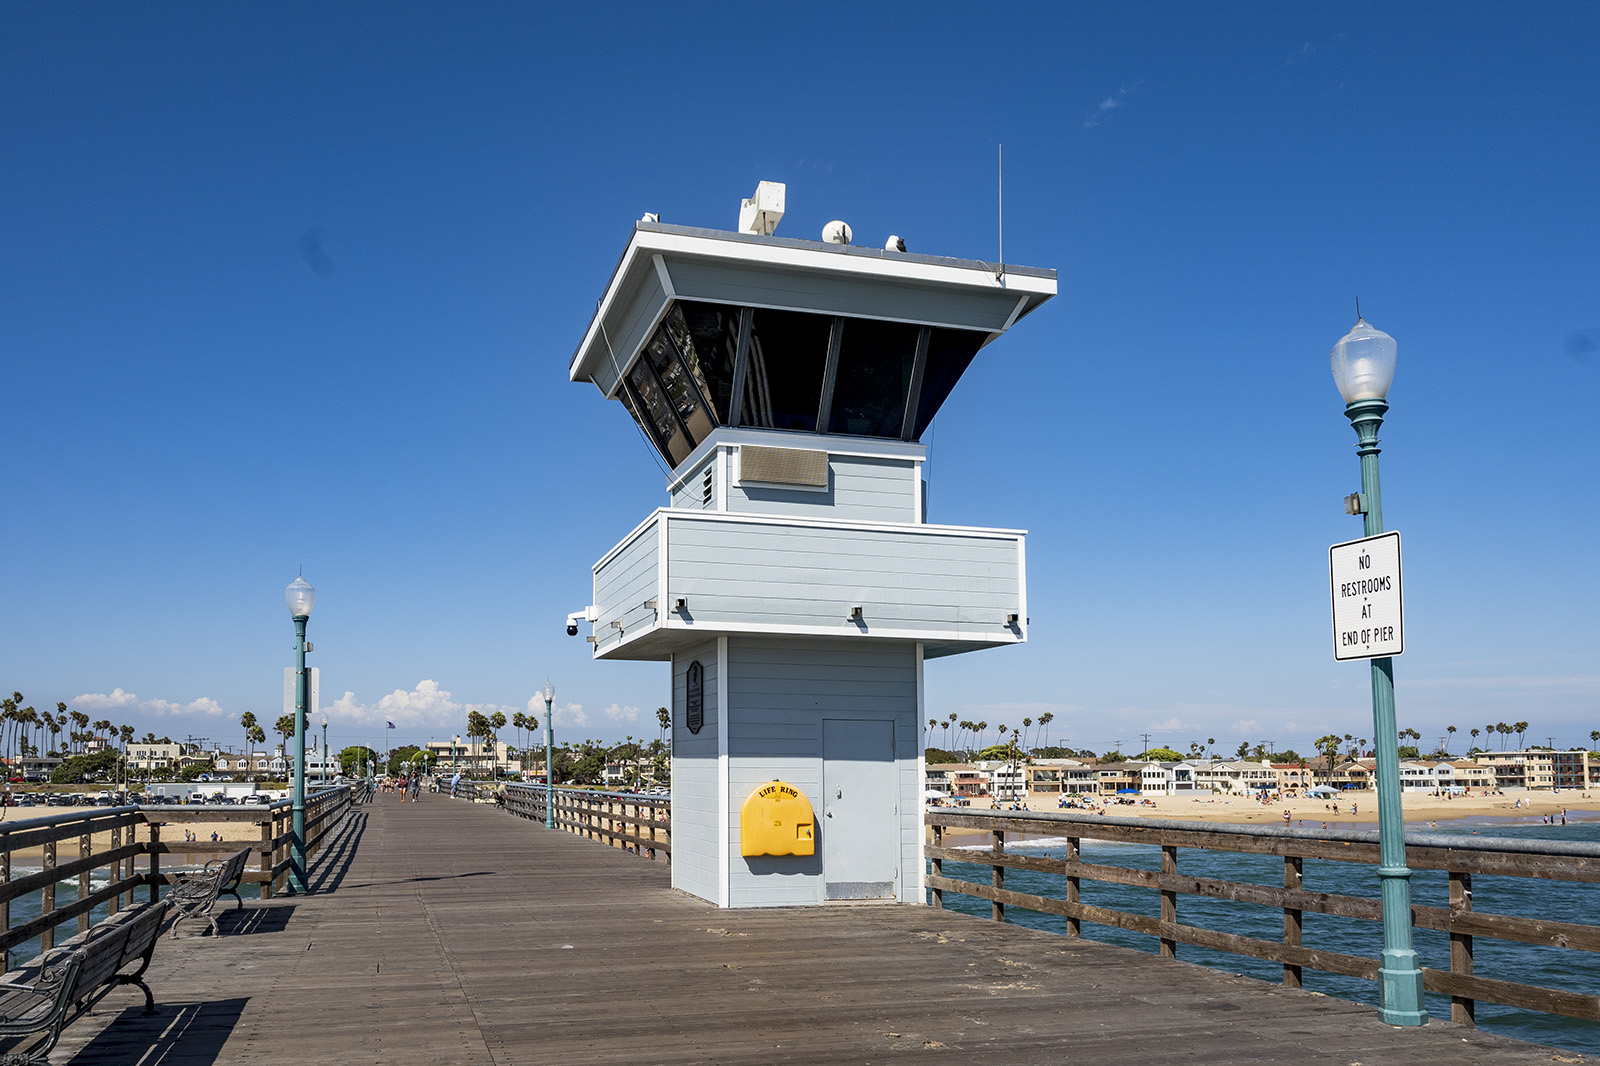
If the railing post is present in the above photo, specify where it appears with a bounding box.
[991,830,1005,922]
[1160,844,1178,958]
[1283,855,1303,988]
[1,850,10,971]
[1451,870,1475,1026]
[110,824,123,914]
[260,814,274,900]
[147,822,160,905]
[78,830,92,934]
[41,839,57,951]
[931,823,943,909]
[1066,836,1080,938]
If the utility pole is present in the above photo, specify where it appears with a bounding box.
[1139,732,1152,757]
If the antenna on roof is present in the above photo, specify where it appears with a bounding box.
[996,144,1004,282]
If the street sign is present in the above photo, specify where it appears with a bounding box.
[1329,530,1404,661]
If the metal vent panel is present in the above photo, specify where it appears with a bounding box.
[739,445,828,487]
[826,881,896,901]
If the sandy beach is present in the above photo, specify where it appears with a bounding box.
[1,805,270,867]
[927,788,1600,843]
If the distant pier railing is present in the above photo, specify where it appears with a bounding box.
[500,785,670,862]
[926,808,1600,1028]
[0,785,358,968]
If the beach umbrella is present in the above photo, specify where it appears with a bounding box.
[1306,786,1336,796]
[1116,788,1139,794]
[922,789,947,800]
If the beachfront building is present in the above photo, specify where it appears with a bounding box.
[127,742,184,774]
[988,761,1025,802]
[1023,760,1095,799]
[1325,760,1373,791]
[570,187,1052,907]
[1472,749,1592,791]
[924,764,989,800]
[1271,763,1316,793]
[1190,759,1279,795]
[603,759,662,789]
[1429,760,1497,793]
[423,739,521,779]
[208,750,272,778]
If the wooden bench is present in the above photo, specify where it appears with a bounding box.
[170,847,252,939]
[0,899,169,1064]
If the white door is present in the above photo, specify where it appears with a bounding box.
[822,718,897,900]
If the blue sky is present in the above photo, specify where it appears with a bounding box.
[3,3,1596,758]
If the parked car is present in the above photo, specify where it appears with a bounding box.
[241,793,268,805]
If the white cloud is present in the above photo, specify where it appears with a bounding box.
[73,689,227,719]
[602,703,639,724]
[1149,716,1189,732]
[1083,82,1142,128]
[554,703,589,729]
[74,688,139,710]
[1233,719,1260,735]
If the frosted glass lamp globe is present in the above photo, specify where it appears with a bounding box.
[1330,319,1397,403]
[285,576,316,618]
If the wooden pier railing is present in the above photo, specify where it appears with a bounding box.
[0,785,358,967]
[926,807,1600,1028]
[500,785,670,862]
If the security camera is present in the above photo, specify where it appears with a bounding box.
[565,607,597,637]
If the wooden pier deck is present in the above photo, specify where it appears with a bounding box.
[47,793,1580,1065]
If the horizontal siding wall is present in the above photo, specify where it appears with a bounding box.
[729,454,914,524]
[724,637,920,908]
[668,518,1019,637]
[593,519,659,654]
[669,452,716,511]
[671,640,721,904]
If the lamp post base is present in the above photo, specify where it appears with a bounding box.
[1378,948,1428,1026]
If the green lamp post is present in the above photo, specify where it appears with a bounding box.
[542,681,556,829]
[320,715,329,788]
[1331,318,1426,1026]
[284,575,315,894]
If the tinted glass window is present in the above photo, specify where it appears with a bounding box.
[673,301,742,423]
[627,360,692,464]
[742,309,832,432]
[828,319,920,437]
[645,310,715,447]
[911,327,987,438]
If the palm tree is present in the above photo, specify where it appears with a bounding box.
[1446,725,1457,753]
[1021,717,1033,751]
[240,711,259,769]
[976,721,988,752]
[1513,721,1529,749]
[1470,727,1480,750]
[70,710,89,754]
[1039,712,1055,751]
[1591,730,1599,749]
[1496,722,1511,749]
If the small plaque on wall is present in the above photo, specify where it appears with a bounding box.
[685,660,704,734]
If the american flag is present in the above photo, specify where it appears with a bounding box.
[387,721,396,730]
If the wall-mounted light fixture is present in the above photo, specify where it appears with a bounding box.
[848,606,863,621]
[675,598,688,612]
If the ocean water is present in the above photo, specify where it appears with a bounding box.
[3,869,182,967]
[929,817,1600,1055]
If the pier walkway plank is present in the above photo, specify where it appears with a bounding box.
[47,794,1580,1065]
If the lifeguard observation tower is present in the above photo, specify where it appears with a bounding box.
[569,183,1054,908]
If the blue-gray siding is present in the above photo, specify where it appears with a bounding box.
[723,638,920,907]
[669,519,1018,634]
[670,640,721,904]
[728,454,914,524]
[593,520,659,654]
